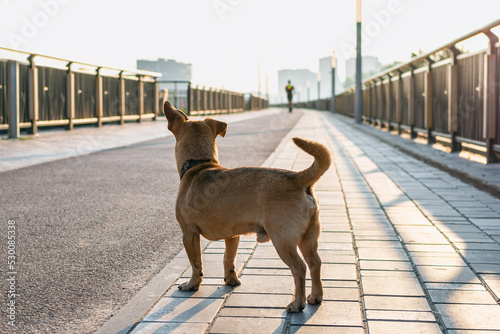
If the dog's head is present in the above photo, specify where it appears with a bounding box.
[163,101,227,173]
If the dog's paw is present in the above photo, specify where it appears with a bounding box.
[307,293,323,305]
[178,281,200,292]
[224,276,242,287]
[286,300,306,313]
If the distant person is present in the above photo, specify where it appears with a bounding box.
[285,80,294,112]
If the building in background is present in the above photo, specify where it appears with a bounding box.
[344,56,382,89]
[278,69,318,104]
[136,58,192,90]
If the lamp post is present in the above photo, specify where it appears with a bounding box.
[317,71,321,110]
[355,0,363,123]
[331,51,336,113]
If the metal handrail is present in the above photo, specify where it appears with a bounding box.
[0,46,162,78]
[357,17,500,86]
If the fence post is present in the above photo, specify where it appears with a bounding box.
[424,58,434,144]
[153,78,159,120]
[408,66,416,138]
[96,67,103,127]
[386,74,392,129]
[447,47,460,152]
[66,62,75,131]
[28,55,39,135]
[483,30,499,163]
[138,76,144,123]
[396,71,403,135]
[187,81,191,116]
[119,71,125,125]
[7,60,20,139]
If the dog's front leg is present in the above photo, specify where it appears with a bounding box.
[179,233,203,291]
[224,236,242,287]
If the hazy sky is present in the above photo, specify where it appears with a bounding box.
[1,0,499,96]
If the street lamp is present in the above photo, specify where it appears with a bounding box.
[355,0,363,123]
[331,51,336,113]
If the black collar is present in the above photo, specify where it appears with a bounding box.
[180,159,213,180]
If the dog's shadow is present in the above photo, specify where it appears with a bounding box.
[286,303,321,333]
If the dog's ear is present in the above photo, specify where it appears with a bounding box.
[205,118,227,138]
[163,101,188,134]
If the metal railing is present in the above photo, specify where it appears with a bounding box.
[158,80,268,116]
[0,47,162,137]
[303,18,500,163]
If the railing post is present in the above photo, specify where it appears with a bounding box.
[66,62,75,131]
[447,47,460,152]
[138,76,144,123]
[424,58,434,144]
[28,55,39,135]
[153,78,159,120]
[119,71,125,125]
[396,71,403,135]
[96,67,103,127]
[408,66,416,138]
[386,74,392,130]
[483,30,499,163]
[187,81,191,116]
[7,60,20,139]
[366,82,372,123]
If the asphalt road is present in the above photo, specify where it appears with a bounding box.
[0,109,303,333]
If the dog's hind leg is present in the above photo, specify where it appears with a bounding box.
[298,216,323,304]
[224,236,242,286]
[272,238,307,312]
[179,233,203,291]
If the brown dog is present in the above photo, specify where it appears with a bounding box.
[164,101,331,312]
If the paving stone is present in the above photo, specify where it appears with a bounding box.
[131,321,210,334]
[411,256,467,267]
[290,325,364,334]
[473,264,500,274]
[143,297,224,323]
[363,296,432,311]
[291,301,362,326]
[235,275,294,294]
[359,260,413,271]
[463,251,500,264]
[356,240,403,248]
[357,247,409,261]
[367,320,442,334]
[323,287,360,301]
[428,289,497,304]
[435,304,500,330]
[406,244,456,253]
[165,285,233,299]
[210,316,286,333]
[361,276,425,297]
[425,283,487,291]
[224,293,291,308]
[417,266,481,284]
[447,233,494,243]
[217,307,286,318]
[365,310,436,322]
[319,232,353,242]
[453,242,500,251]
[361,270,416,278]
[245,258,288,269]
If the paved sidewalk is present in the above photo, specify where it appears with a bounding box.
[120,110,500,333]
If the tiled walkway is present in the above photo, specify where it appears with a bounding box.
[129,110,500,333]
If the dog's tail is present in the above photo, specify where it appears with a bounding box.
[291,137,331,189]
